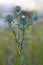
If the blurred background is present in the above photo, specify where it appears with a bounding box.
[0,0,43,65]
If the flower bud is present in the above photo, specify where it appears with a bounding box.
[6,15,13,23]
[19,15,27,25]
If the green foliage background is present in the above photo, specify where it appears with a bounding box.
[0,22,43,65]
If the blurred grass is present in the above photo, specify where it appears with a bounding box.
[0,23,43,65]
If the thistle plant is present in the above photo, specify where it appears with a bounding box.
[5,6,38,65]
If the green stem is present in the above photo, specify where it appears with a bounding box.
[8,23,18,44]
[18,25,20,42]
[20,26,25,52]
[22,37,30,41]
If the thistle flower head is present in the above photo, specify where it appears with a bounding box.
[15,6,21,15]
[6,15,13,23]
[33,14,38,21]
[19,15,27,25]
